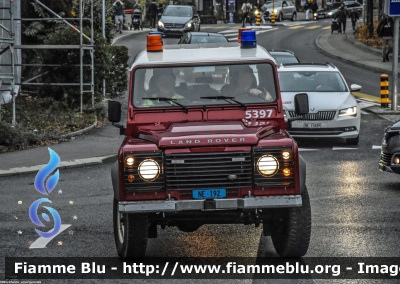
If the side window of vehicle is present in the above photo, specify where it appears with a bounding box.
[283,1,287,7]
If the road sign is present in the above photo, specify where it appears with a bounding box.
[389,0,400,16]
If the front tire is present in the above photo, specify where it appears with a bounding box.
[113,198,148,259]
[277,13,283,22]
[270,187,311,257]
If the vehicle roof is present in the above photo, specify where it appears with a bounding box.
[165,5,194,9]
[268,49,296,55]
[278,63,338,72]
[131,43,275,69]
[188,32,226,37]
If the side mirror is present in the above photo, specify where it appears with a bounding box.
[350,84,362,92]
[294,93,309,115]
[108,100,121,123]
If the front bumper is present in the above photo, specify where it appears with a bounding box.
[157,26,191,36]
[119,195,302,213]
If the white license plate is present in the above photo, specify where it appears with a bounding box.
[303,122,322,128]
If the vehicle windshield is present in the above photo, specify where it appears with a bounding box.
[163,6,192,17]
[272,55,299,64]
[278,71,348,92]
[133,63,277,108]
[265,1,282,8]
[190,35,228,43]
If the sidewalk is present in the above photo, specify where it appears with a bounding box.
[1,25,399,176]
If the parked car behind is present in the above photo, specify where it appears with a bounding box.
[261,0,297,22]
[268,49,300,64]
[317,1,362,19]
[379,120,400,175]
[178,32,228,44]
[157,5,200,37]
[278,63,361,145]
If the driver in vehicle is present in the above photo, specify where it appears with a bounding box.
[143,69,185,106]
[221,65,274,101]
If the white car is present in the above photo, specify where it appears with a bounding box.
[278,63,361,145]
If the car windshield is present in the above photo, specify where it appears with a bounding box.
[272,55,299,64]
[278,71,348,92]
[265,1,282,8]
[190,35,228,43]
[133,63,277,108]
[163,6,192,17]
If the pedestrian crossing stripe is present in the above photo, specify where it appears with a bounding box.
[218,29,239,34]
[288,26,303,29]
[322,26,330,29]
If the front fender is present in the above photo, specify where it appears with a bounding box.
[111,161,120,200]
[299,155,307,194]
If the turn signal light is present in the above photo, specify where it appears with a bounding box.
[238,27,251,43]
[147,34,163,52]
[282,168,291,177]
[127,174,135,182]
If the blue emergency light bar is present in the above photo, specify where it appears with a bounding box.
[241,30,257,48]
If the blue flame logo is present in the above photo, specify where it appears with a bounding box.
[34,148,60,195]
[29,147,63,241]
[29,198,61,238]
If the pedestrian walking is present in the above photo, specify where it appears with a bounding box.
[334,3,348,34]
[157,4,164,21]
[147,0,158,29]
[349,8,359,31]
[304,0,310,20]
[241,0,252,27]
[377,14,394,62]
[113,0,124,34]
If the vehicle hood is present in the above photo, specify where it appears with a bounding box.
[160,16,191,24]
[137,121,277,148]
[389,120,400,130]
[281,91,357,111]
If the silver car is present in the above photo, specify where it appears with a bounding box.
[157,5,200,37]
[261,0,297,22]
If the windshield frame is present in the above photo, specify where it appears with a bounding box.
[130,60,279,110]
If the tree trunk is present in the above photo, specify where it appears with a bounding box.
[367,0,374,38]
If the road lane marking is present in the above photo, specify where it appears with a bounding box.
[322,26,330,29]
[298,148,319,151]
[288,26,303,29]
[305,25,321,29]
[332,147,358,150]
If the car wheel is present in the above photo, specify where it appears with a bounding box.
[346,135,359,145]
[291,12,297,21]
[270,186,311,257]
[278,13,283,22]
[198,24,201,32]
[113,198,148,259]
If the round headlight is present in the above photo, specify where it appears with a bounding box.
[125,156,135,167]
[138,159,160,181]
[257,155,279,176]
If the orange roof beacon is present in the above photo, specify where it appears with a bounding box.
[108,32,312,259]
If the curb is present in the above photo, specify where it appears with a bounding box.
[0,155,117,177]
[315,31,392,75]
[111,29,151,45]
[61,116,98,139]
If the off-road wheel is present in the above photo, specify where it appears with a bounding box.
[346,135,359,145]
[277,13,283,22]
[113,198,148,259]
[270,187,311,257]
[291,12,297,21]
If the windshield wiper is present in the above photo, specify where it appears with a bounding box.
[142,97,188,112]
[200,96,247,109]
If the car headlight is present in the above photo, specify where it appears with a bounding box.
[314,13,318,16]
[338,106,357,117]
[158,20,164,27]
[138,159,160,181]
[256,155,279,177]
[328,12,333,15]
[273,9,278,14]
[185,21,193,28]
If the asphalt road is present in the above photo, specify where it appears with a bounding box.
[2,20,400,283]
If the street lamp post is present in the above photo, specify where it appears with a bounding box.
[102,0,106,97]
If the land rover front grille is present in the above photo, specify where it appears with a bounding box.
[288,111,336,121]
[165,151,252,190]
